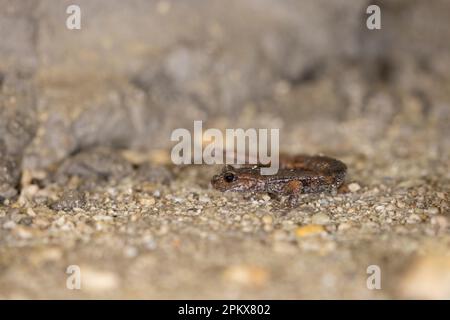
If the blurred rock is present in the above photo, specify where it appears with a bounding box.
[23,80,149,169]
[0,0,38,73]
[134,163,173,185]
[0,153,20,199]
[0,0,448,170]
[398,255,450,299]
[0,74,36,199]
[54,147,133,183]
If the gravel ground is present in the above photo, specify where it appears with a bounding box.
[0,110,448,299]
[0,0,449,299]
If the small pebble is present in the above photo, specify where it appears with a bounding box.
[338,222,352,231]
[430,215,448,229]
[139,197,156,206]
[261,215,273,225]
[124,246,138,258]
[425,207,439,215]
[295,224,326,237]
[407,213,421,223]
[153,190,161,197]
[311,212,330,225]
[222,265,269,287]
[13,226,33,239]
[386,204,396,212]
[26,208,36,217]
[3,220,16,229]
[348,183,361,192]
[396,201,406,208]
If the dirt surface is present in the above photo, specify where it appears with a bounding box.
[0,0,449,299]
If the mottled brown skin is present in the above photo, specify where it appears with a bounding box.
[211,155,347,205]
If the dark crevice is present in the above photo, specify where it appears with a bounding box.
[376,57,395,83]
[0,71,4,90]
[285,63,323,86]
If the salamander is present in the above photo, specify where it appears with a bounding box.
[211,154,347,204]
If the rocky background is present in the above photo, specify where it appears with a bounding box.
[0,0,449,299]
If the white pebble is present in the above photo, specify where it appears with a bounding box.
[338,222,351,231]
[426,207,439,215]
[348,183,361,192]
[82,267,120,292]
[311,212,331,225]
[3,220,16,229]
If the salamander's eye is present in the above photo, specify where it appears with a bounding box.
[223,172,236,183]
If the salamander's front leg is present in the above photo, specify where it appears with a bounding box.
[287,194,300,206]
[282,180,303,207]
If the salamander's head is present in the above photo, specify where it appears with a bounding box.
[211,165,263,192]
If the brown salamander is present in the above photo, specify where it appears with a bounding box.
[211,154,347,204]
